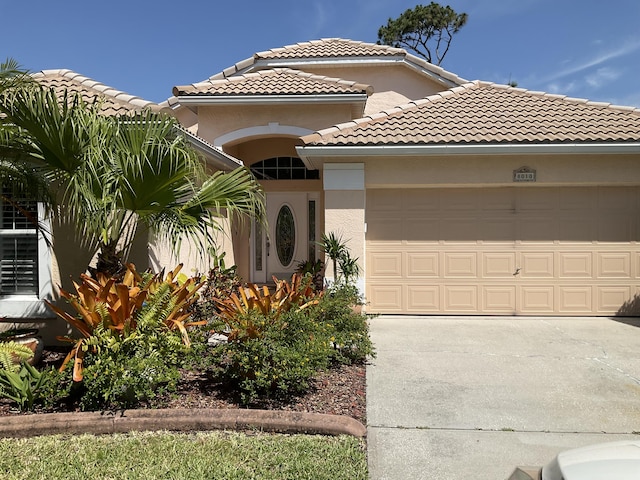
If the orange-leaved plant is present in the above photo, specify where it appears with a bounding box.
[213,273,323,342]
[47,263,205,381]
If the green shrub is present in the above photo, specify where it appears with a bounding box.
[79,336,181,410]
[212,309,331,404]
[311,284,375,365]
[75,288,192,410]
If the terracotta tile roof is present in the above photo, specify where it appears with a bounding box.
[173,68,373,97]
[301,81,640,146]
[193,38,465,85]
[32,69,162,116]
[255,38,404,59]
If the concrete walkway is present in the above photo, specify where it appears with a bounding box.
[366,316,640,480]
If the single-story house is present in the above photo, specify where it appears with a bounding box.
[3,38,640,334]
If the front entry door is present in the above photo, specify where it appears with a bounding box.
[252,192,318,283]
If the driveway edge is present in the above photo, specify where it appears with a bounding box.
[0,408,366,438]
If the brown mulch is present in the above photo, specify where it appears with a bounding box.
[0,349,367,425]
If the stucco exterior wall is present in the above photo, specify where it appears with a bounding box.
[302,64,445,103]
[323,164,365,291]
[196,104,354,146]
[148,216,235,278]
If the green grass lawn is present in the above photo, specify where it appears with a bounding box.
[0,430,367,480]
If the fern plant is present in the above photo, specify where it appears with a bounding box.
[0,341,33,372]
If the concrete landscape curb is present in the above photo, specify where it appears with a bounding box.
[0,408,367,439]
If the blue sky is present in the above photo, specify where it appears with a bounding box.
[3,0,640,107]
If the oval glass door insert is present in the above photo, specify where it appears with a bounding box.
[276,205,295,266]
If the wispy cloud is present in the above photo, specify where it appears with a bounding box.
[585,67,622,88]
[542,37,640,82]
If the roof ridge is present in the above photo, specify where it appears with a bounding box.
[477,81,640,114]
[33,69,157,109]
[173,67,374,97]
[256,37,406,57]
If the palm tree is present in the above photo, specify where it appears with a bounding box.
[320,232,348,283]
[0,59,54,233]
[0,60,265,277]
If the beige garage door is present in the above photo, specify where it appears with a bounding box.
[366,187,640,315]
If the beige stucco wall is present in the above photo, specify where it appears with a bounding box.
[148,216,235,277]
[302,64,445,104]
[323,190,365,286]
[196,104,354,146]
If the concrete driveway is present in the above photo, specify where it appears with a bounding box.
[366,316,640,480]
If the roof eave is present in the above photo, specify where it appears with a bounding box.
[180,129,244,170]
[296,142,640,161]
[176,93,368,106]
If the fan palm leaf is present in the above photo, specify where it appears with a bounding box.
[0,63,265,276]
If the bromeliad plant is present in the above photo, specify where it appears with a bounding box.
[47,263,205,382]
[213,273,322,342]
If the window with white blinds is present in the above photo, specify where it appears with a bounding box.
[0,190,39,296]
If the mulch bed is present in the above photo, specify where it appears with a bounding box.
[0,348,367,425]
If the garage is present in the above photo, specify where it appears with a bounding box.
[366,186,640,315]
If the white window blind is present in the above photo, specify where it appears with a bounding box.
[0,189,39,295]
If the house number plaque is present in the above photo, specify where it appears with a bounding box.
[513,166,536,182]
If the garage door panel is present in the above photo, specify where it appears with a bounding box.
[368,284,403,311]
[439,189,479,211]
[598,187,633,210]
[444,252,477,277]
[406,252,439,277]
[597,252,631,278]
[405,216,439,242]
[558,286,593,313]
[407,285,440,311]
[519,188,558,211]
[520,252,554,278]
[438,218,478,242]
[518,217,556,242]
[559,218,593,242]
[368,190,402,211]
[559,253,593,278]
[445,285,478,311]
[520,286,555,313]
[480,219,515,242]
[597,286,633,312]
[597,216,632,242]
[404,189,439,211]
[367,218,402,243]
[483,252,517,277]
[482,286,516,312]
[368,252,402,277]
[559,187,592,210]
[366,187,640,315]
[481,189,515,211]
